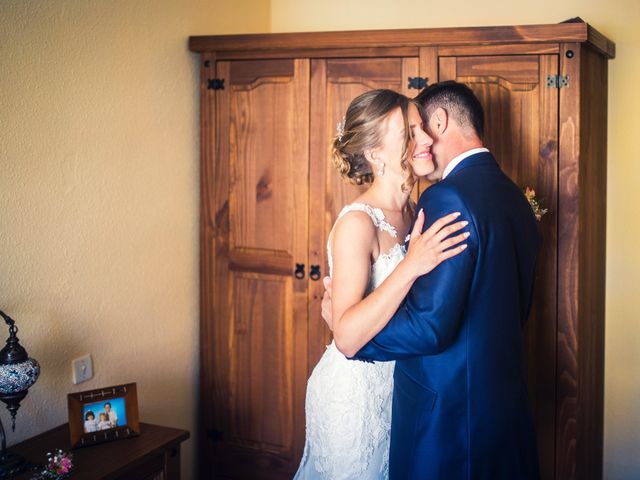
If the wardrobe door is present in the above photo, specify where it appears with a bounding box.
[439,54,559,479]
[201,58,310,479]
[307,56,420,367]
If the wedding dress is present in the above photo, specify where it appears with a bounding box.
[294,203,405,480]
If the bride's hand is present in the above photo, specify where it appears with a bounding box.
[404,210,469,278]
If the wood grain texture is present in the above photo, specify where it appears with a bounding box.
[575,45,607,480]
[307,58,332,369]
[438,56,457,83]
[418,47,438,95]
[438,43,559,56]
[289,60,311,479]
[557,42,581,480]
[201,58,310,479]
[228,248,293,276]
[189,22,614,59]
[587,24,616,59]
[228,62,297,254]
[530,54,560,480]
[455,55,540,84]
[229,59,294,84]
[215,46,419,60]
[207,58,234,478]
[198,50,222,480]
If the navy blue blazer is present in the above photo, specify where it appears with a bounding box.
[353,152,541,479]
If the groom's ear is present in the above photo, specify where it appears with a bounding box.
[430,107,448,136]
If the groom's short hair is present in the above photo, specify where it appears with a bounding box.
[415,81,484,139]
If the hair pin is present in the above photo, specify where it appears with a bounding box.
[336,116,345,141]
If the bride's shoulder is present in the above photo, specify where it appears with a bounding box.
[331,207,377,249]
[333,208,376,236]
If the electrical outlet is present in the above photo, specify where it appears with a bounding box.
[72,354,93,384]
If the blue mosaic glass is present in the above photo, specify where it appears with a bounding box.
[0,358,40,394]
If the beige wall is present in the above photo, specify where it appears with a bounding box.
[271,1,640,479]
[1,0,638,479]
[0,1,269,479]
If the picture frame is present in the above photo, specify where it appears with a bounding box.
[67,382,140,449]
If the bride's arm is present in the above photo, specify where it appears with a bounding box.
[331,210,468,358]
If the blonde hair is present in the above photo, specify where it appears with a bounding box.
[331,89,416,192]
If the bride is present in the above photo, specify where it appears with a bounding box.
[294,89,469,479]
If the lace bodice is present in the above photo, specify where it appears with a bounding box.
[295,203,405,480]
[327,203,406,285]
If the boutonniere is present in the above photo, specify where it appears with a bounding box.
[524,187,548,221]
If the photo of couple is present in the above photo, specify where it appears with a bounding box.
[294,81,541,479]
[82,397,126,434]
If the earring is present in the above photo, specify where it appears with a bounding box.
[377,161,385,176]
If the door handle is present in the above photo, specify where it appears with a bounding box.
[294,263,305,279]
[310,265,321,281]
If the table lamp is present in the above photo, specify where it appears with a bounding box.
[0,309,40,477]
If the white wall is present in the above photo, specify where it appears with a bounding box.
[0,1,269,478]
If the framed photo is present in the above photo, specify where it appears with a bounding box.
[67,383,140,448]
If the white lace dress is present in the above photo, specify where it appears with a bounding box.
[294,203,406,480]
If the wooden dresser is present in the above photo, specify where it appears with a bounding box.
[11,422,189,480]
[190,20,614,480]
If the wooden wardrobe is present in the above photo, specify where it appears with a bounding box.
[190,20,614,480]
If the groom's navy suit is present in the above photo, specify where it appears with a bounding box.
[353,151,540,479]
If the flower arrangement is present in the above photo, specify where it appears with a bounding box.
[30,449,73,480]
[524,187,548,221]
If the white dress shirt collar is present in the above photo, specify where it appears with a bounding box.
[442,147,490,180]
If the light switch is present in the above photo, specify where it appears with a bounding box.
[72,354,93,384]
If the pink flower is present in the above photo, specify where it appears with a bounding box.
[42,448,73,478]
[58,457,72,473]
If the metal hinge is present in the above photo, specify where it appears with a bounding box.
[546,75,569,88]
[408,77,428,90]
[207,78,225,90]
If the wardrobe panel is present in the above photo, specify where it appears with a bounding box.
[202,58,310,479]
[228,273,292,450]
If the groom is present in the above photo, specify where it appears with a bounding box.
[322,81,540,479]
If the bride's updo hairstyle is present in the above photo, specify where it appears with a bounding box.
[332,89,416,191]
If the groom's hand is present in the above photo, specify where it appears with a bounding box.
[321,276,333,331]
